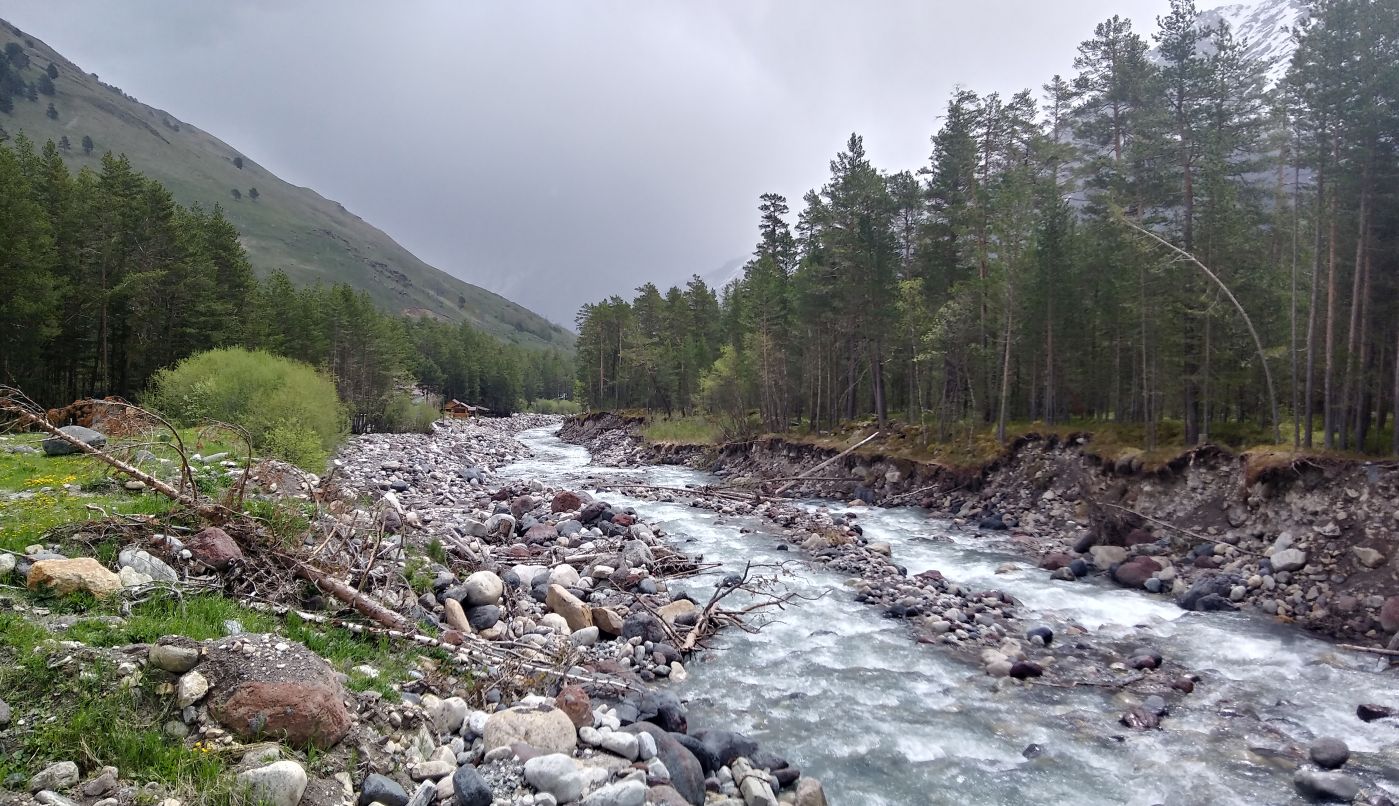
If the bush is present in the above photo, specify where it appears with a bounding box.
[147,348,346,470]
[380,395,438,434]
[525,398,581,415]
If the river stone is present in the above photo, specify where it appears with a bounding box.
[1380,596,1399,633]
[623,723,703,805]
[42,425,105,456]
[1112,556,1161,589]
[483,706,577,755]
[1293,768,1360,802]
[187,526,244,570]
[451,765,491,806]
[795,778,829,806]
[149,642,200,673]
[548,564,580,588]
[622,612,667,643]
[1351,547,1386,568]
[204,634,351,750]
[176,670,210,708]
[442,598,472,633]
[523,754,583,803]
[1309,737,1350,769]
[545,584,593,631]
[461,571,503,606]
[1357,703,1394,723]
[1270,548,1308,573]
[118,548,178,583]
[359,774,409,806]
[29,762,79,793]
[465,605,500,631]
[0,698,10,728]
[27,557,122,598]
[235,761,307,806]
[657,599,696,624]
[1089,546,1127,568]
[580,778,646,806]
[669,733,718,775]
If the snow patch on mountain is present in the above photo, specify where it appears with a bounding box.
[1150,0,1307,85]
[1200,0,1306,83]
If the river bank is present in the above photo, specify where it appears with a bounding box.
[558,412,1399,650]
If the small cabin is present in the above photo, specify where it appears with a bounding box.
[443,400,489,419]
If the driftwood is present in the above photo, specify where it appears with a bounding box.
[2,386,411,633]
[1099,502,1266,558]
[1337,643,1399,658]
[774,431,881,496]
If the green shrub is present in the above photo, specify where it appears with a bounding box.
[525,398,581,415]
[380,395,439,433]
[147,348,346,470]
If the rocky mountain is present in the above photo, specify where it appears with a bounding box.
[1162,0,1307,84]
[0,19,572,349]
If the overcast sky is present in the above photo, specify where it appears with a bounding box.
[7,0,1172,326]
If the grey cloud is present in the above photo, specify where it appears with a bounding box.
[7,0,1165,325]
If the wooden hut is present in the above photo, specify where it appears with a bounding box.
[443,400,489,419]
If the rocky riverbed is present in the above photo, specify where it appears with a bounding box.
[538,420,1399,804]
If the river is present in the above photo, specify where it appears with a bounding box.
[503,426,1399,805]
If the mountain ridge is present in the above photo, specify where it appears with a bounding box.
[0,18,573,349]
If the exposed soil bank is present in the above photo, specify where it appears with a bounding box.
[561,412,1399,647]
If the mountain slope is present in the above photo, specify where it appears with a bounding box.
[1154,0,1307,84]
[0,19,572,349]
[1197,0,1306,84]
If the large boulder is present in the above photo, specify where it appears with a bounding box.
[27,557,122,598]
[551,491,584,513]
[118,548,178,583]
[1380,596,1399,633]
[461,571,503,607]
[1293,768,1360,802]
[546,584,593,631]
[235,761,307,806]
[1270,548,1309,573]
[204,634,352,749]
[1112,556,1162,589]
[42,425,105,456]
[187,527,244,570]
[482,705,577,755]
[622,722,704,806]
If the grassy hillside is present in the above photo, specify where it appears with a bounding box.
[0,20,572,349]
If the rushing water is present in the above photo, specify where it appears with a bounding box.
[503,426,1399,805]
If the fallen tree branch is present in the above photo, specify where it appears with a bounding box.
[775,431,881,496]
[0,387,236,523]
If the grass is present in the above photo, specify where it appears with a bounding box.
[639,415,724,446]
[0,610,230,800]
[0,426,249,554]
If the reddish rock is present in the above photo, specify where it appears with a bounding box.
[509,495,536,519]
[611,513,636,527]
[1039,552,1073,571]
[551,491,584,513]
[555,684,592,728]
[1381,596,1399,633]
[1113,557,1162,589]
[212,681,350,750]
[524,524,558,543]
[440,629,467,645]
[1124,529,1156,547]
[1192,555,1219,569]
[203,634,351,750]
[187,527,243,570]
